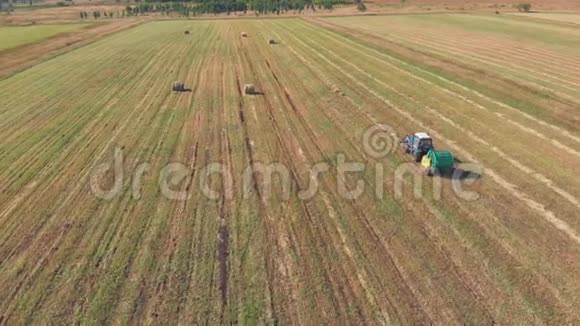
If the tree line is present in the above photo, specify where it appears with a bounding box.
[80,0,353,18]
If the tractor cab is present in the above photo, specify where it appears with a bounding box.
[413,133,433,152]
[401,132,434,162]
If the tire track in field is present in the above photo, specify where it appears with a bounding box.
[239,37,336,321]
[309,19,580,145]
[263,59,374,322]
[279,28,580,246]
[128,36,212,324]
[233,66,278,322]
[218,130,233,317]
[244,29,363,321]
[213,58,231,319]
[130,28,221,322]
[174,54,225,325]
[172,28,234,324]
[172,77,221,324]
[216,32,259,321]
[187,27,236,324]
[216,62,238,323]
[154,53,224,323]
[90,67,193,325]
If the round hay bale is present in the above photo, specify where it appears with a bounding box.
[184,30,190,34]
[241,32,248,37]
[172,82,185,92]
[243,84,256,95]
[268,39,276,44]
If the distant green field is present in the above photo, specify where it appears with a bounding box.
[509,12,580,25]
[0,24,90,50]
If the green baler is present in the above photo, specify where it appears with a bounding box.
[421,149,454,176]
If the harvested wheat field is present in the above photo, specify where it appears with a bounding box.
[0,15,580,324]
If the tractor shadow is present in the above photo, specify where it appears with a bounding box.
[435,158,482,181]
[173,88,192,93]
[450,168,482,181]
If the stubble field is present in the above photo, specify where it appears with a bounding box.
[0,15,579,324]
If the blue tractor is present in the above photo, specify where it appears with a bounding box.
[400,132,434,162]
[401,132,455,176]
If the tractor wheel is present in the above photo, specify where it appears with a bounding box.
[414,153,422,162]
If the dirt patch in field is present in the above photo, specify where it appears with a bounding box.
[0,19,142,79]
